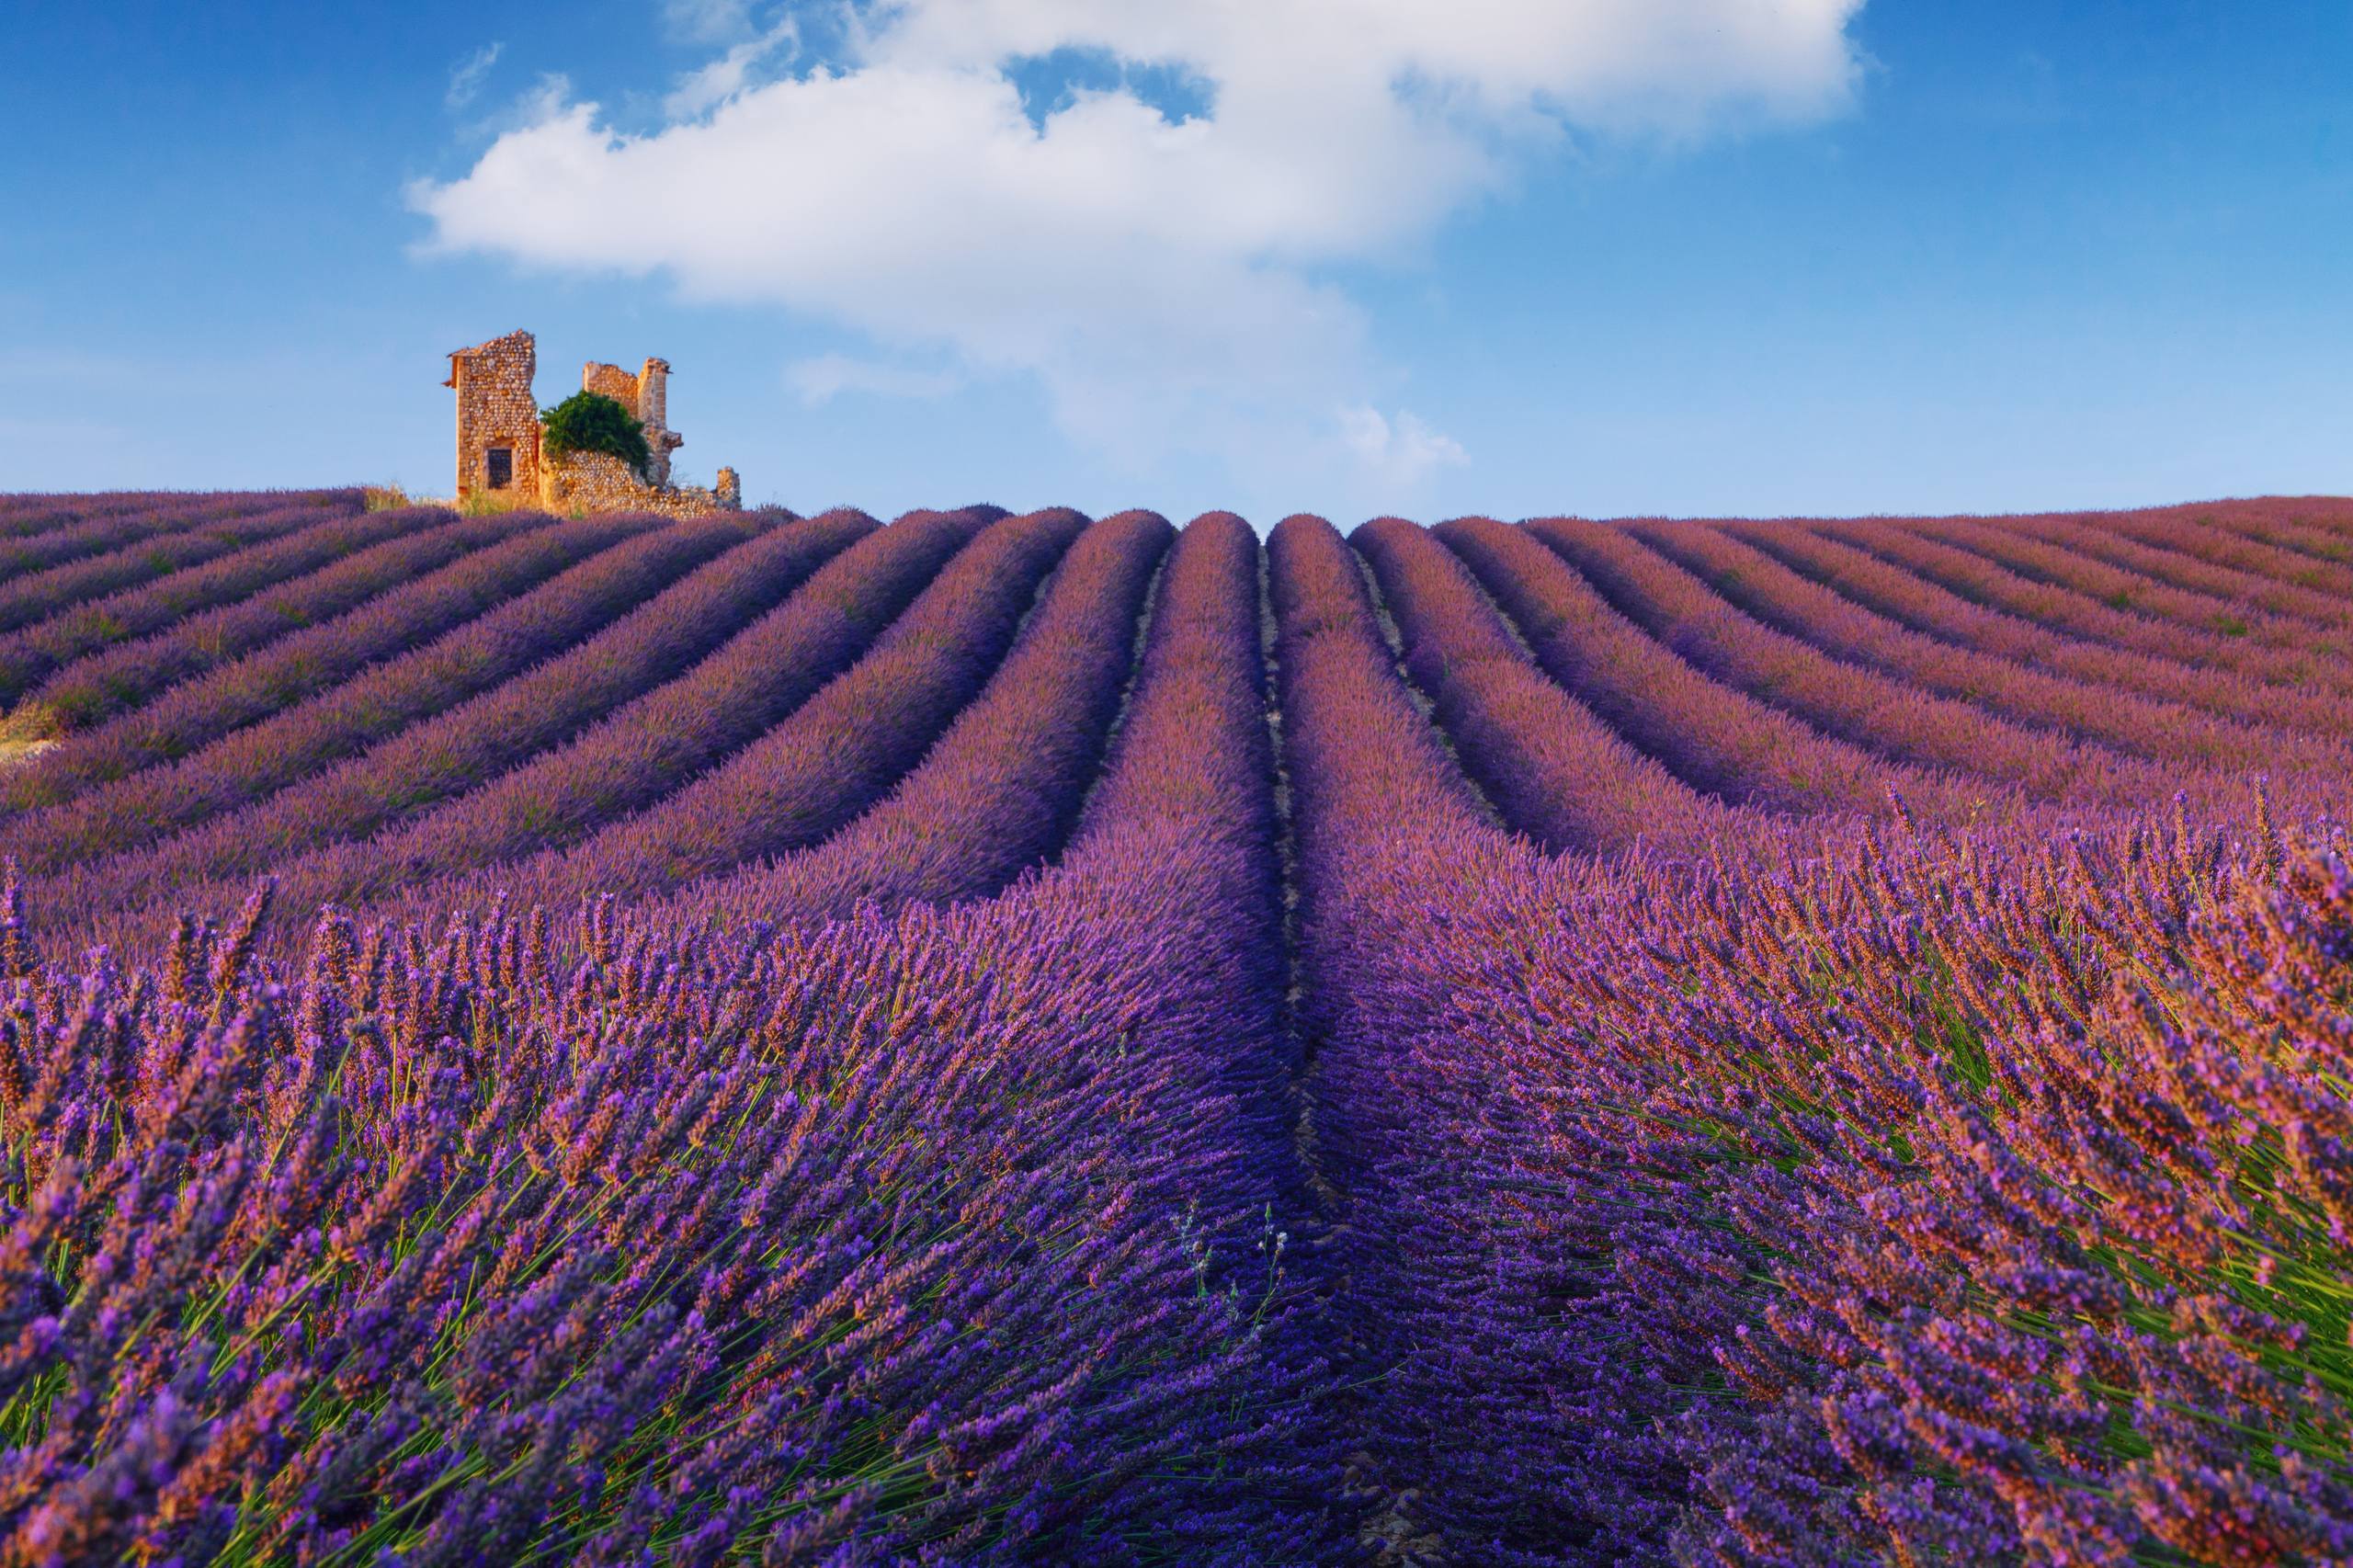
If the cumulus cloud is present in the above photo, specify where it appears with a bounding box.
[413,0,1865,486]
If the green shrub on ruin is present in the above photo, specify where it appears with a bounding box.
[540,391,651,475]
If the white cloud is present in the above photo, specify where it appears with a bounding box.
[788,352,963,405]
[663,0,759,45]
[445,42,504,111]
[664,16,801,116]
[1340,406,1470,489]
[413,0,1865,485]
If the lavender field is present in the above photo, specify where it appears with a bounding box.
[2,488,2350,1564]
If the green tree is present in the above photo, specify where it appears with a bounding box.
[540,392,651,475]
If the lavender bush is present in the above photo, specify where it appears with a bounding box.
[2,509,547,740]
[0,513,658,812]
[1988,506,2353,633]
[471,506,1086,906]
[1528,516,2222,807]
[43,511,869,932]
[2100,501,2353,600]
[1899,514,2353,670]
[702,508,1170,922]
[1351,514,1722,855]
[1727,518,2353,741]
[2188,499,2353,574]
[0,506,428,712]
[1814,514,2353,697]
[0,489,358,574]
[1630,519,2340,773]
[0,517,743,869]
[214,506,993,928]
[1437,514,1960,820]
[0,501,358,638]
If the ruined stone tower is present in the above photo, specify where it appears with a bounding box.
[445,329,540,505]
[447,330,744,516]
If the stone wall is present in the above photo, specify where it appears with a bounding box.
[540,451,738,518]
[447,330,541,503]
[581,361,639,406]
[579,358,686,486]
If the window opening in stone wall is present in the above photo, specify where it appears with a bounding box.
[486,448,513,489]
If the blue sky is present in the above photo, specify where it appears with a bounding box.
[4,1,2347,522]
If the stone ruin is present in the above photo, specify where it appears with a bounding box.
[446,330,742,517]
